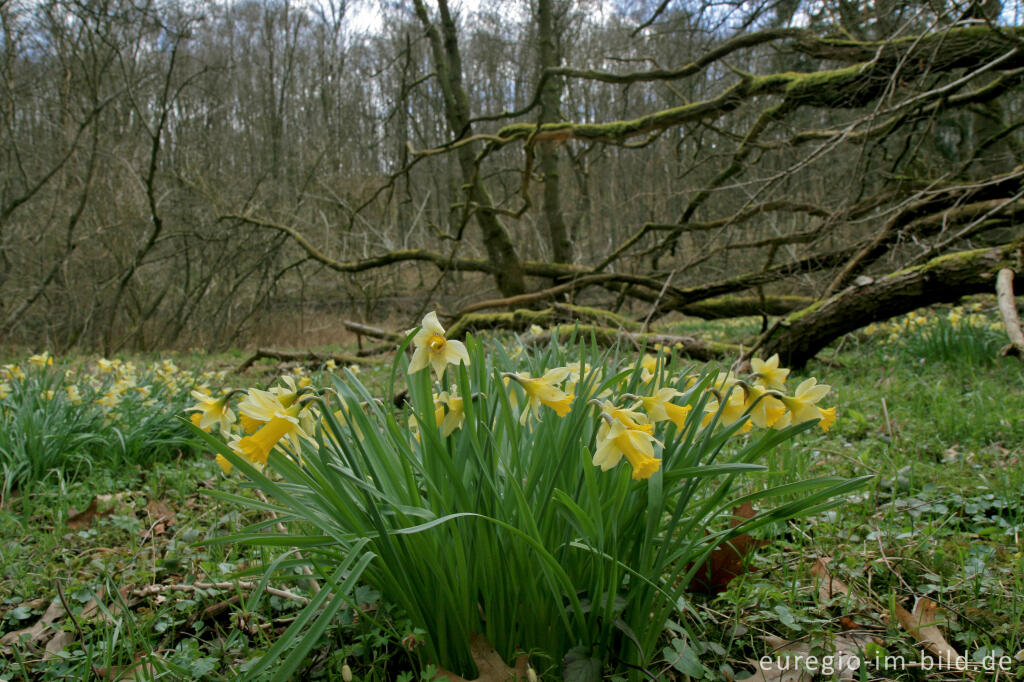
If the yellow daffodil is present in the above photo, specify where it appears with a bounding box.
[2,364,25,381]
[506,368,574,424]
[0,382,10,400]
[409,413,421,443]
[702,385,752,433]
[240,413,264,433]
[637,387,692,429]
[64,385,82,405]
[640,354,659,384]
[232,400,312,466]
[597,400,654,434]
[215,454,233,474]
[750,354,789,391]
[187,390,236,437]
[817,406,837,432]
[593,417,661,480]
[743,384,786,429]
[438,389,465,437]
[529,324,544,335]
[775,377,833,430]
[408,311,469,378]
[565,362,608,399]
[29,352,54,368]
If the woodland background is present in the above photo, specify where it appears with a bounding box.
[1,0,1022,362]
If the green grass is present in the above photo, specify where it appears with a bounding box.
[2,306,1023,680]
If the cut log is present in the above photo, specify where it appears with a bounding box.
[761,241,1024,368]
[996,268,1024,359]
[341,320,402,342]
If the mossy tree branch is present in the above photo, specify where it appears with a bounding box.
[762,241,1024,368]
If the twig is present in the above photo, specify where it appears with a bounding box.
[131,582,310,605]
[641,270,675,333]
[55,580,84,641]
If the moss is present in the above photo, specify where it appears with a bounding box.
[783,298,827,323]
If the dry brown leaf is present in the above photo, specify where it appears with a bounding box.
[894,597,961,664]
[67,497,99,530]
[43,629,76,660]
[688,502,768,595]
[140,499,176,540]
[79,586,108,619]
[810,557,852,603]
[0,599,65,646]
[433,633,532,681]
[19,597,50,611]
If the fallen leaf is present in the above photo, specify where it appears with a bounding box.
[688,503,768,595]
[810,558,852,603]
[67,498,99,530]
[140,499,176,540]
[43,629,76,660]
[433,633,532,681]
[0,599,65,646]
[894,597,961,664]
[19,597,50,611]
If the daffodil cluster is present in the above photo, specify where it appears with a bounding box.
[190,313,858,680]
[399,313,836,482]
[1,352,221,488]
[0,353,219,423]
[862,303,1003,345]
[185,376,325,475]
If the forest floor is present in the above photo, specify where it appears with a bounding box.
[1,300,1022,681]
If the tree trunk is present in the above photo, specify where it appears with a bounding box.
[412,0,526,296]
[762,241,1024,368]
[537,0,572,266]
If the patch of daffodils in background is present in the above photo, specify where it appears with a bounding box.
[860,301,1006,365]
[862,302,1003,346]
[1,355,221,420]
[1,353,227,490]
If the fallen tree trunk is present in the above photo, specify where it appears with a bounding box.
[342,319,402,342]
[674,294,814,319]
[234,349,387,374]
[446,304,641,340]
[445,306,738,360]
[761,241,1024,368]
[532,324,739,361]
